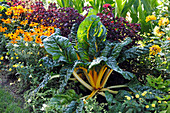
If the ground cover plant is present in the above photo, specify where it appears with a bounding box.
[0,0,169,112]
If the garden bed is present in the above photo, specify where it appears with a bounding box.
[0,0,169,113]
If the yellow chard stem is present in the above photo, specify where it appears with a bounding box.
[88,70,96,88]
[96,65,107,89]
[100,69,113,88]
[86,90,98,100]
[106,85,128,89]
[100,88,118,94]
[73,70,93,91]
[93,69,97,84]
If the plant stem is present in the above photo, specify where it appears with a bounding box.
[106,85,128,89]
[100,88,118,94]
[86,90,98,100]
[100,69,113,88]
[72,70,93,91]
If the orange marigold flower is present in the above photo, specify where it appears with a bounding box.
[149,45,161,55]
[0,14,2,16]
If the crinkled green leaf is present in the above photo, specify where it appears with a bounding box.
[101,42,116,57]
[106,57,134,80]
[43,35,77,63]
[118,44,151,63]
[77,15,107,62]
[110,37,132,59]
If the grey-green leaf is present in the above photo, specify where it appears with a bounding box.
[106,57,134,80]
[43,35,77,63]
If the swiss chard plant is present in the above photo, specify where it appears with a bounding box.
[42,13,150,100]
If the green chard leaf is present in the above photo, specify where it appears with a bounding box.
[43,34,77,63]
[107,57,134,80]
[77,15,107,62]
[118,44,151,63]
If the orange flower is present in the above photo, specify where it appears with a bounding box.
[20,20,28,25]
[29,22,38,27]
[5,11,12,15]
[35,35,43,44]
[29,30,36,36]
[0,26,7,32]
[24,35,33,42]
[3,18,11,24]
[16,36,21,40]
[10,40,17,44]
[167,37,170,40]
[0,14,2,16]
[44,31,51,36]
[48,26,55,34]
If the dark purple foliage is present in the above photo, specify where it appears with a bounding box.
[27,2,85,37]
[96,6,142,47]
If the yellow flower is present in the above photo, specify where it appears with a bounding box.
[0,62,1,64]
[16,57,19,59]
[18,78,21,82]
[125,96,131,100]
[143,91,147,94]
[164,101,167,104]
[21,65,24,68]
[151,104,155,107]
[13,64,18,68]
[11,57,13,60]
[9,68,12,71]
[39,64,42,66]
[0,56,4,60]
[149,45,161,55]
[158,17,169,26]
[135,94,139,98]
[158,101,161,103]
[14,53,18,55]
[145,105,149,108]
[141,93,145,96]
[153,26,165,37]
[145,15,156,23]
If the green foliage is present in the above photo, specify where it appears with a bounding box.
[146,75,170,92]
[46,89,83,113]
[43,12,150,96]
[105,88,169,113]
[83,96,107,113]
[55,0,86,13]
